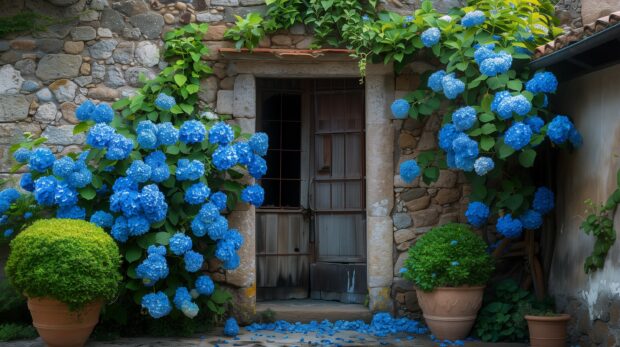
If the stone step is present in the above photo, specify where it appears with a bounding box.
[256,299,373,323]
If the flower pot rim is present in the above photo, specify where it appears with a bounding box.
[415,285,486,292]
[525,313,571,321]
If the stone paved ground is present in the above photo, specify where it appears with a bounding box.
[2,329,527,347]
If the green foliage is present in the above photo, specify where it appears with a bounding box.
[0,11,56,38]
[224,13,266,50]
[5,219,122,311]
[0,324,37,342]
[403,223,494,291]
[0,280,30,324]
[474,279,552,342]
[581,167,620,273]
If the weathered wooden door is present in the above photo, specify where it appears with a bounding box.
[256,79,366,303]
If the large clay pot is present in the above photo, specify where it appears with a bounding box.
[27,297,102,347]
[416,286,485,340]
[525,314,570,347]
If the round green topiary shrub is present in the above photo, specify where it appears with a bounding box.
[403,223,494,292]
[5,219,121,311]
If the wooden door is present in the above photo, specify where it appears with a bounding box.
[256,79,366,302]
[309,79,367,304]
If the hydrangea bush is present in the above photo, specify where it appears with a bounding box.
[1,24,266,321]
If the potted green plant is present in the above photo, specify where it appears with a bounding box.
[525,307,570,347]
[5,219,121,347]
[402,223,494,340]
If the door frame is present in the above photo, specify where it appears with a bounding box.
[221,57,396,312]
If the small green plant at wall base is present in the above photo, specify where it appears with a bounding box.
[5,219,122,311]
[474,279,552,342]
[0,324,37,342]
[581,167,620,273]
[402,223,494,292]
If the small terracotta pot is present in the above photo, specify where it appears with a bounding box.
[525,314,570,347]
[416,286,485,340]
[27,297,102,347]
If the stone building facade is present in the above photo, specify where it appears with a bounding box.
[0,0,584,321]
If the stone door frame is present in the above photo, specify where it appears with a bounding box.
[222,58,395,312]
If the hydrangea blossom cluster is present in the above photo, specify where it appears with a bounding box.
[136,245,169,286]
[427,71,465,100]
[474,45,512,77]
[390,99,410,119]
[525,72,558,94]
[141,291,172,319]
[496,214,523,238]
[76,100,114,123]
[474,157,494,176]
[399,159,420,183]
[179,120,206,144]
[421,27,441,47]
[547,115,581,147]
[452,106,476,131]
[0,189,20,215]
[496,94,532,119]
[109,182,168,242]
[461,10,485,28]
[504,122,533,150]
[208,122,234,146]
[465,202,490,228]
[532,187,554,214]
[86,124,134,160]
[519,209,543,229]
[154,93,176,110]
[224,318,240,337]
[137,120,180,149]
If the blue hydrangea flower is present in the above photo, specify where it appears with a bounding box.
[127,216,150,236]
[474,44,495,65]
[248,155,267,179]
[173,287,192,310]
[450,240,458,246]
[224,318,239,337]
[210,191,227,211]
[491,91,511,113]
[497,95,532,119]
[496,214,523,238]
[362,14,369,21]
[169,233,193,255]
[438,124,461,150]
[428,70,446,92]
[185,182,211,205]
[90,210,114,228]
[569,127,583,148]
[13,148,31,164]
[195,275,215,295]
[105,134,134,161]
[421,27,440,47]
[215,239,236,262]
[24,212,32,219]
[399,159,420,183]
[136,252,169,285]
[56,205,86,220]
[452,134,479,171]
[137,130,158,150]
[226,229,244,250]
[54,182,78,207]
[520,209,543,230]
[76,100,95,121]
[113,177,138,192]
[110,190,142,217]
[92,103,114,123]
[504,122,532,150]
[0,189,20,214]
[179,120,206,144]
[212,145,239,171]
[207,215,228,241]
[68,167,92,189]
[479,52,512,77]
[241,184,264,207]
[157,122,179,146]
[234,142,253,165]
[533,187,554,214]
[20,173,34,192]
[461,10,486,28]
[465,201,490,228]
[184,250,204,272]
[141,292,171,319]
[176,159,205,181]
[148,245,167,256]
[111,216,129,243]
[525,71,558,94]
[474,157,494,176]
[191,218,208,237]
[180,301,199,318]
[452,106,477,131]
[209,122,234,146]
[390,99,410,119]
[441,73,465,100]
[126,160,152,183]
[34,176,58,206]
[198,202,219,223]
[155,93,176,111]
[28,147,55,172]
[524,116,545,133]
[222,253,240,270]
[145,151,170,183]
[87,124,116,149]
[4,229,13,237]
[249,132,269,156]
[139,184,168,223]
[52,156,75,178]
[451,261,460,266]
[547,115,573,144]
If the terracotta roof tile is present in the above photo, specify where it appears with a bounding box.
[533,11,620,59]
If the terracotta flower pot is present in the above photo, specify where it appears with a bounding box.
[416,286,485,340]
[525,314,570,347]
[27,297,102,347]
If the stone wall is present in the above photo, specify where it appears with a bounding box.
[550,63,620,346]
